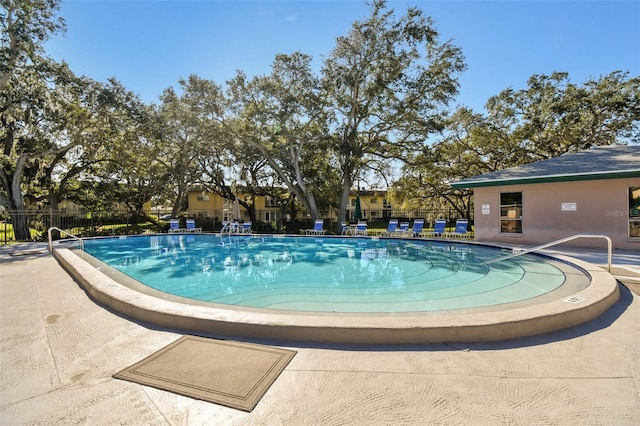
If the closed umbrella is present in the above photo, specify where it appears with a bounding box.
[233,197,241,221]
[355,195,362,220]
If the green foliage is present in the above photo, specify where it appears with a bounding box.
[485,71,640,159]
[157,76,227,215]
[320,0,466,222]
[0,0,66,90]
[1,0,69,239]
[396,71,639,216]
[225,52,330,220]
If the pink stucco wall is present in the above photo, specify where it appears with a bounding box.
[472,178,640,250]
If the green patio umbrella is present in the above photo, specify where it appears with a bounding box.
[354,194,362,220]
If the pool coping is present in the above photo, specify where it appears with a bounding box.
[52,244,620,344]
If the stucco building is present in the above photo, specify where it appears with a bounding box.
[451,145,640,250]
[186,188,392,223]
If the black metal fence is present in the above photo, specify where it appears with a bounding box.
[1,207,472,244]
[1,209,165,244]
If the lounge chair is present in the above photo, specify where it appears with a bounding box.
[380,219,398,236]
[354,221,368,237]
[424,219,446,238]
[306,220,326,235]
[396,221,410,236]
[220,221,239,233]
[240,221,252,234]
[186,219,201,232]
[410,219,425,237]
[444,219,469,239]
[168,219,185,233]
[341,222,352,235]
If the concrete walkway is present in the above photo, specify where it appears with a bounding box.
[1,244,639,424]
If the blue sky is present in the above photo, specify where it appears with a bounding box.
[46,0,640,112]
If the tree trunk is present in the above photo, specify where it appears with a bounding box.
[10,155,30,240]
[49,191,61,228]
[48,191,62,240]
[172,187,185,217]
[244,137,321,220]
[337,170,353,230]
[10,210,30,241]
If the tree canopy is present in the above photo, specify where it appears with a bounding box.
[393,71,640,212]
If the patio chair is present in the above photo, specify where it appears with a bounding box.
[354,221,368,237]
[410,219,425,237]
[396,221,410,236]
[186,219,201,232]
[341,222,352,235]
[240,221,252,234]
[168,219,185,233]
[424,219,446,238]
[221,221,240,233]
[380,219,398,236]
[444,219,469,239]
[306,220,326,235]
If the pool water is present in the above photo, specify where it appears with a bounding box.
[82,234,589,313]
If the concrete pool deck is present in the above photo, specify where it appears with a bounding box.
[1,242,639,424]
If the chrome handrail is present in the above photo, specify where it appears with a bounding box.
[48,227,84,252]
[481,234,612,272]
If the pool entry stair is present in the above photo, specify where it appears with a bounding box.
[482,234,612,272]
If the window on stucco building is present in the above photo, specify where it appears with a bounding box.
[629,187,640,238]
[265,196,278,207]
[265,211,279,222]
[500,192,523,233]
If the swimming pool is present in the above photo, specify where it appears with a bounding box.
[81,234,589,313]
[56,234,619,344]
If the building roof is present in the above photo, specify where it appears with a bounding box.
[450,145,640,188]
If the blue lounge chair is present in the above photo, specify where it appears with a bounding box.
[354,221,368,237]
[445,219,469,239]
[341,222,352,235]
[380,219,398,236]
[411,219,425,237]
[396,221,410,236]
[168,219,185,233]
[306,220,326,235]
[424,219,446,238]
[186,219,201,232]
[220,221,239,233]
[241,221,252,234]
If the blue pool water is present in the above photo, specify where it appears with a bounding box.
[81,234,588,313]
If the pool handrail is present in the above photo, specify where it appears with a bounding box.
[48,227,84,252]
[481,234,612,272]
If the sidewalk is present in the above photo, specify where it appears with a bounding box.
[1,244,639,424]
